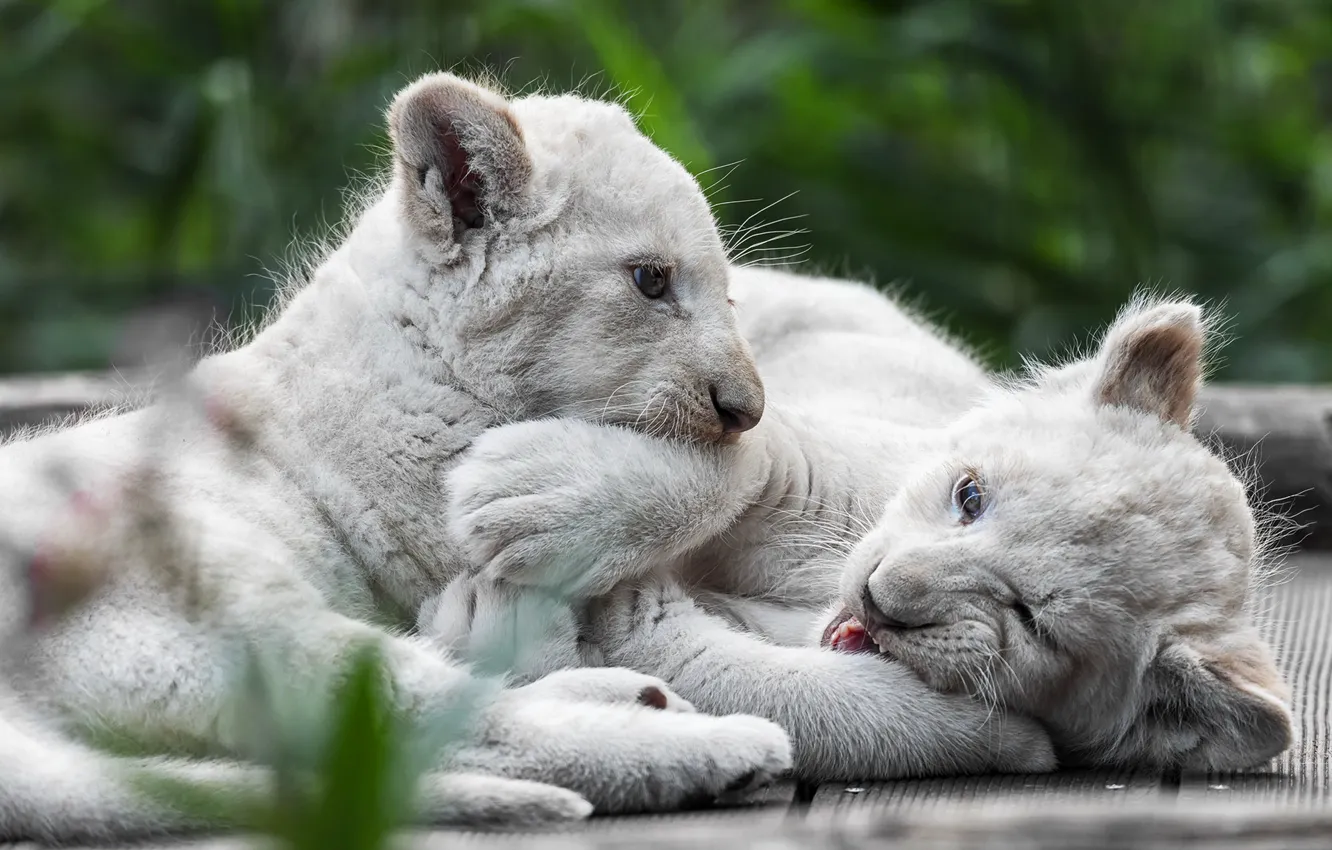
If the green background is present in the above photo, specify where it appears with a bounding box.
[5,0,1331,380]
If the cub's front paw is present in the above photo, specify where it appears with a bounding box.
[639,712,794,805]
[452,676,793,814]
[683,713,794,798]
[982,713,1057,774]
[458,698,788,815]
[447,420,609,593]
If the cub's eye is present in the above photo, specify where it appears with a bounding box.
[1013,601,1036,631]
[631,264,672,299]
[1012,599,1056,647]
[951,474,987,524]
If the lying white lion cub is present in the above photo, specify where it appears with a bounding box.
[0,73,798,842]
[432,267,1293,779]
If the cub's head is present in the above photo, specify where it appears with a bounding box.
[826,298,1293,772]
[367,72,760,443]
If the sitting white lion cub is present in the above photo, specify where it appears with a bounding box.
[432,267,1292,779]
[0,73,798,842]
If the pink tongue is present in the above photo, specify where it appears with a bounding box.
[829,616,875,653]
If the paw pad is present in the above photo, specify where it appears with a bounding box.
[637,685,669,710]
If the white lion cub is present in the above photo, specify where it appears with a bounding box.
[0,74,794,843]
[434,267,1292,779]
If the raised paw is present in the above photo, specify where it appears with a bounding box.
[446,420,606,592]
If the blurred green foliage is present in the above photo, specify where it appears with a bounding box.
[134,646,413,850]
[4,0,1332,379]
[135,642,492,850]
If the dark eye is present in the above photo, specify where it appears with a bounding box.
[951,474,986,524]
[631,264,671,299]
[1013,600,1036,631]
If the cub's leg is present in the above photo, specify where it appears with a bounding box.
[27,597,791,817]
[587,579,1056,780]
[0,696,271,843]
[459,668,790,807]
[0,689,593,841]
[15,516,789,822]
[424,576,1052,779]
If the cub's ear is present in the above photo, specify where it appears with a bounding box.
[387,73,532,245]
[1144,631,1293,771]
[1092,300,1205,428]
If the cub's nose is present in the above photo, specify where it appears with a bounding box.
[862,586,936,631]
[710,384,763,435]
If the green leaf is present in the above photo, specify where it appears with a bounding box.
[290,644,400,850]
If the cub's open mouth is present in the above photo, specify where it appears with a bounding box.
[821,607,878,655]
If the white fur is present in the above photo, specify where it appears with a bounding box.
[429,266,1292,779]
[0,73,793,842]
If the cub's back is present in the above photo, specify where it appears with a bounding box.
[730,266,987,426]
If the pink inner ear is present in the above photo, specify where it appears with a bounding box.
[438,124,484,227]
[1097,318,1202,427]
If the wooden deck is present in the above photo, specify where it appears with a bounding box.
[425,554,1331,848]
[12,551,1328,849]
[3,377,1332,848]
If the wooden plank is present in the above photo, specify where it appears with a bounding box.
[430,780,799,843]
[22,804,1332,850]
[583,779,798,831]
[1179,554,1332,805]
[417,802,1332,849]
[810,769,1163,814]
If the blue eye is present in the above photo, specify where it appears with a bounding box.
[631,264,671,299]
[952,474,986,524]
